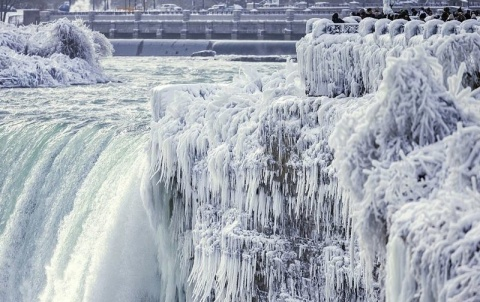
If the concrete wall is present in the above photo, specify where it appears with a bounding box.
[110,39,297,56]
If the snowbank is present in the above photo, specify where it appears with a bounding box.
[0,19,113,88]
[297,18,480,97]
[145,18,480,302]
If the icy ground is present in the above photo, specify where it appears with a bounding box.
[146,18,480,301]
[0,19,112,88]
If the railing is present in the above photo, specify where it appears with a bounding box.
[313,19,480,36]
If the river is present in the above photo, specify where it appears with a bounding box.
[0,56,285,302]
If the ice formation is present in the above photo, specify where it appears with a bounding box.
[147,64,367,301]
[297,18,480,97]
[0,19,112,88]
[145,17,480,302]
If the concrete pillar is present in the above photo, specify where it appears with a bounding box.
[284,23,292,40]
[233,9,242,21]
[88,11,95,22]
[39,10,51,22]
[134,11,142,21]
[156,22,164,38]
[231,21,238,39]
[132,22,140,38]
[23,9,40,25]
[181,10,191,38]
[183,10,191,21]
[181,22,188,39]
[257,20,265,40]
[205,21,213,39]
[109,22,116,38]
[285,9,295,22]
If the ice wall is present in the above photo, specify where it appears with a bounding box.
[146,18,480,302]
[147,65,369,301]
[0,19,112,88]
[297,18,480,97]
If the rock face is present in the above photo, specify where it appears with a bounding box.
[145,19,480,302]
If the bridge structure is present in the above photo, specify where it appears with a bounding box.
[26,3,480,40]
[39,9,330,40]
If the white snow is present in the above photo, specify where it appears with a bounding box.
[0,19,112,88]
[145,17,480,302]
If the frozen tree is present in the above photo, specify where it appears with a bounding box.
[0,0,16,22]
[0,18,113,87]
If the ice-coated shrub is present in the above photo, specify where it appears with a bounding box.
[331,47,461,200]
[0,18,112,88]
[330,42,480,301]
[358,17,377,36]
[433,32,480,89]
[0,23,30,53]
[423,19,444,39]
[298,18,480,96]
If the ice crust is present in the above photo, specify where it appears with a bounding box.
[0,19,112,88]
[146,19,480,302]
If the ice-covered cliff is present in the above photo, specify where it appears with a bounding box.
[0,18,112,88]
[145,18,480,301]
[147,62,367,301]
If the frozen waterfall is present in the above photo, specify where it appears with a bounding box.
[146,18,480,301]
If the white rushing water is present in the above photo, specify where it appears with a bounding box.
[0,57,285,302]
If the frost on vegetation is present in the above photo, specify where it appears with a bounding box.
[0,19,113,88]
[297,18,480,97]
[146,61,368,301]
[330,46,480,301]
